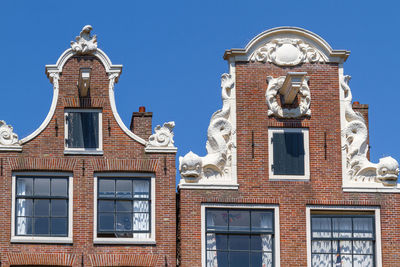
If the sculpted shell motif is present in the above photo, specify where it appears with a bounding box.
[250,38,325,66]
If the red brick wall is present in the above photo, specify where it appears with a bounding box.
[0,55,176,267]
[178,62,400,266]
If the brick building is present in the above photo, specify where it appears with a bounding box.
[178,27,399,267]
[0,26,177,266]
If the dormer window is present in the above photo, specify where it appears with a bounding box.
[64,109,102,154]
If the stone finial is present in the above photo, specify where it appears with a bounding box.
[71,25,97,54]
[0,120,22,151]
[148,121,175,147]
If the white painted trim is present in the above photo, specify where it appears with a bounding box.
[93,172,156,244]
[268,128,310,180]
[229,59,238,185]
[11,172,73,244]
[64,109,103,154]
[201,203,280,267]
[178,183,239,190]
[144,146,177,153]
[0,146,22,152]
[306,205,382,267]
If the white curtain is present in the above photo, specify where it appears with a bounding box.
[133,180,150,239]
[16,181,27,235]
[261,213,273,267]
[206,215,217,267]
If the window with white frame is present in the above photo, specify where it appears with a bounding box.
[268,128,309,180]
[64,109,102,153]
[11,173,73,243]
[94,173,155,244]
[205,208,275,267]
[307,207,381,267]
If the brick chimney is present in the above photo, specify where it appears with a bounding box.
[130,106,153,140]
[352,101,370,160]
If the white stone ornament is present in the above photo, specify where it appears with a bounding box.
[250,38,325,66]
[341,75,399,186]
[148,121,175,147]
[71,25,97,54]
[0,120,22,151]
[179,73,235,184]
[266,73,311,118]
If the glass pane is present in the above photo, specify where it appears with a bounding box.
[34,178,50,196]
[229,210,250,231]
[229,252,249,267]
[16,217,32,235]
[340,255,353,267]
[116,200,132,212]
[206,233,217,250]
[333,217,352,238]
[251,211,273,232]
[353,217,373,238]
[261,234,273,252]
[116,180,132,198]
[34,199,49,216]
[99,179,115,198]
[229,235,250,251]
[207,210,228,231]
[312,240,331,253]
[312,254,332,267]
[251,235,263,251]
[98,200,114,212]
[340,240,352,254]
[312,217,331,238]
[51,179,67,197]
[262,252,273,267]
[17,199,33,216]
[273,132,305,175]
[134,201,149,212]
[216,234,228,250]
[353,240,373,254]
[51,218,67,236]
[133,213,149,231]
[207,251,228,267]
[116,213,133,231]
[17,178,33,196]
[98,213,114,231]
[250,252,262,267]
[353,255,373,267]
[51,199,67,217]
[133,180,150,198]
[68,112,99,149]
[34,217,49,235]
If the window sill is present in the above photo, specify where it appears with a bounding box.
[11,236,73,244]
[93,238,156,245]
[269,175,310,181]
[64,149,103,155]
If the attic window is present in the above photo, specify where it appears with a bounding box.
[64,109,102,154]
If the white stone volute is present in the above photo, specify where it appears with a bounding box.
[148,121,175,147]
[71,25,97,54]
[0,120,19,146]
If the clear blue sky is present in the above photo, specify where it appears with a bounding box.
[0,1,399,185]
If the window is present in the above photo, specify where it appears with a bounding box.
[268,128,309,180]
[307,206,382,267]
[205,208,275,267]
[94,173,155,244]
[64,109,102,154]
[11,173,73,243]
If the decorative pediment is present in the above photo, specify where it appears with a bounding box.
[266,72,311,118]
[71,25,97,55]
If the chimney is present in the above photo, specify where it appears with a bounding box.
[352,101,370,160]
[130,106,153,140]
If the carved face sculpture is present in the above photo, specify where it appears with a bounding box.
[179,151,202,182]
[376,156,400,186]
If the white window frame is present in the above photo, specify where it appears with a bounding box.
[306,205,382,267]
[201,203,280,267]
[11,172,73,244]
[64,108,103,155]
[93,172,156,244]
[268,127,310,181]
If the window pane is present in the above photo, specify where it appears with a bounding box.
[229,210,250,231]
[312,254,332,267]
[99,179,115,198]
[34,199,49,216]
[207,210,228,231]
[333,217,352,238]
[17,178,33,196]
[133,213,149,231]
[134,201,149,212]
[353,217,373,238]
[51,218,67,236]
[99,213,114,231]
[261,234,273,252]
[340,255,352,267]
[262,252,273,267]
[229,235,250,251]
[229,252,249,267]
[17,199,33,216]
[312,217,331,238]
[207,251,228,267]
[98,200,114,212]
[133,180,150,198]
[250,252,262,267]
[353,240,373,254]
[206,233,217,250]
[34,217,49,235]
[17,217,32,235]
[272,132,305,175]
[116,180,132,198]
[312,240,331,253]
[353,255,373,267]
[34,178,50,196]
[51,199,67,217]
[116,213,132,231]
[51,179,67,197]
[116,200,132,212]
[67,112,99,149]
[251,211,273,232]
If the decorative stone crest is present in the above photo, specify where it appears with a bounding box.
[266,73,311,118]
[71,25,97,54]
[341,75,399,186]
[148,121,176,147]
[179,73,235,183]
[0,120,22,151]
[250,38,325,66]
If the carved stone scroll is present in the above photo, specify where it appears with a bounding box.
[71,25,97,54]
[0,120,22,151]
[148,121,175,147]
